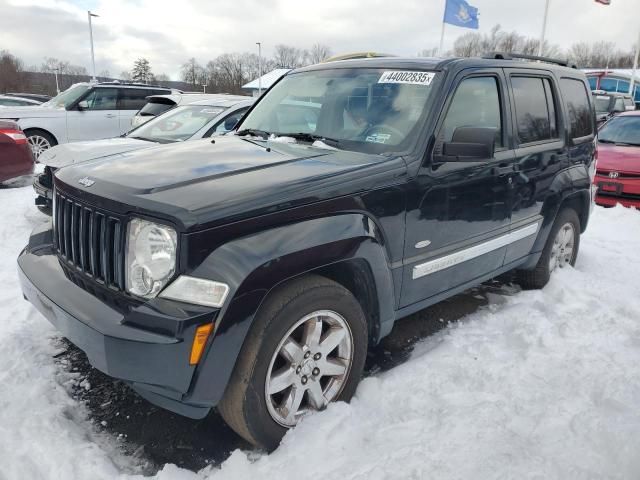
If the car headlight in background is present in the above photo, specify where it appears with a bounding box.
[125,218,177,298]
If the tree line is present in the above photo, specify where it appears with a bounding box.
[1,32,637,96]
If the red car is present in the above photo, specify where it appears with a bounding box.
[0,120,34,184]
[594,111,640,209]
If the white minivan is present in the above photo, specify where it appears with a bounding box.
[0,82,175,158]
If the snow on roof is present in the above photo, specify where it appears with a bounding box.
[242,68,291,90]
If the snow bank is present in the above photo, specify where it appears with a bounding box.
[1,183,640,480]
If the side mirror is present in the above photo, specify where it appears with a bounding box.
[440,126,497,162]
[77,100,89,110]
[224,116,239,131]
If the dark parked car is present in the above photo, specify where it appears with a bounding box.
[18,54,596,450]
[5,92,51,103]
[593,110,640,208]
[0,120,34,184]
[592,90,636,127]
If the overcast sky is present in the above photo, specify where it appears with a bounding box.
[1,0,638,80]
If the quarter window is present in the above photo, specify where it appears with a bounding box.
[441,76,502,147]
[82,88,118,110]
[560,78,594,139]
[511,76,558,144]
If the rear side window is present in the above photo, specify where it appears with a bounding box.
[118,89,150,110]
[560,78,593,139]
[511,76,558,144]
[441,76,502,147]
[138,100,175,117]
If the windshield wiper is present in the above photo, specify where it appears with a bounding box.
[129,136,158,142]
[237,128,270,139]
[598,139,616,143]
[277,132,341,147]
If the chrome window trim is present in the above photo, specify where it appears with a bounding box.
[412,222,540,280]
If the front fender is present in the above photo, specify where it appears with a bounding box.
[184,214,395,407]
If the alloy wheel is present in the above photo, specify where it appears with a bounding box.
[28,135,51,158]
[265,310,354,427]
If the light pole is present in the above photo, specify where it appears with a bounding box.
[203,83,207,93]
[537,0,551,58]
[629,29,640,98]
[88,11,99,82]
[256,42,262,96]
[52,67,60,94]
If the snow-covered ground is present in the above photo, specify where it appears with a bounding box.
[1,181,640,480]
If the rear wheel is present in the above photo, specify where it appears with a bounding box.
[218,275,368,450]
[25,129,57,159]
[516,208,580,289]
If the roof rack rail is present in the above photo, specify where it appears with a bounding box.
[97,81,168,88]
[483,52,577,69]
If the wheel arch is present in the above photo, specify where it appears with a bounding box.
[23,127,59,145]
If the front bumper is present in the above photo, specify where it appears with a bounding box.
[18,223,220,418]
[594,173,640,210]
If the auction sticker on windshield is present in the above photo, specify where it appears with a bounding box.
[378,71,436,86]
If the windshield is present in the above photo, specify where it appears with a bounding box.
[128,104,225,142]
[43,84,90,109]
[593,95,611,114]
[599,116,640,146]
[238,68,437,153]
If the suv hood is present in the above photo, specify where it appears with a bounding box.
[55,136,404,231]
[40,137,156,168]
[0,105,64,119]
[597,143,640,174]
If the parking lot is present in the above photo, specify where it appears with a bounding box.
[2,177,640,479]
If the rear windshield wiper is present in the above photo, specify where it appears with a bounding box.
[236,128,270,139]
[277,132,341,147]
[598,139,616,143]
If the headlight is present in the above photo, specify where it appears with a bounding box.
[125,218,177,298]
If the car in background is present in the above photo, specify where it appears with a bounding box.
[4,93,50,103]
[593,110,640,209]
[0,95,43,107]
[33,95,254,209]
[130,93,241,128]
[0,82,176,159]
[0,120,34,184]
[592,90,636,127]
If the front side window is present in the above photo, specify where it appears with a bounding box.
[511,76,558,144]
[441,76,502,147]
[238,68,437,153]
[598,115,640,146]
[560,78,594,139]
[82,88,118,111]
[128,105,225,142]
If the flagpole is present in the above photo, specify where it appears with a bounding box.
[439,22,446,57]
[537,0,551,57]
[629,29,639,97]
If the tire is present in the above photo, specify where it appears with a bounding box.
[218,274,368,450]
[516,208,581,290]
[25,129,57,160]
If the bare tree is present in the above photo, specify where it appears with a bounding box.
[418,47,439,57]
[273,44,306,68]
[120,70,132,81]
[308,44,332,64]
[181,58,205,88]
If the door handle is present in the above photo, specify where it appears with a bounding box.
[105,114,117,118]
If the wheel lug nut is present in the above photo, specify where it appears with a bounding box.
[313,353,321,360]
[312,367,320,376]
[304,351,311,359]
[301,376,308,385]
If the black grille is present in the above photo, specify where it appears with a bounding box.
[53,190,126,290]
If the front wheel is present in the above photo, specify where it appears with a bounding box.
[516,208,581,289]
[25,129,57,159]
[218,275,368,450]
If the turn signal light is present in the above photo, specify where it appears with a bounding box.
[190,323,214,365]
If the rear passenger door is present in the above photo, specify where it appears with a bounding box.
[503,70,568,264]
[117,88,152,134]
[401,69,514,308]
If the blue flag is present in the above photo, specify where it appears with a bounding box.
[443,0,479,29]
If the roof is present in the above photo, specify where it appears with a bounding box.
[242,69,291,90]
[618,110,640,117]
[146,93,251,106]
[583,69,640,81]
[186,97,255,108]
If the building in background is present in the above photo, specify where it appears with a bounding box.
[584,69,640,107]
[242,69,290,97]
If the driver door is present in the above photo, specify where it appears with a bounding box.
[400,70,516,308]
[66,87,120,142]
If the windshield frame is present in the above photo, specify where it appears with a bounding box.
[127,104,227,143]
[42,84,91,109]
[236,67,441,156]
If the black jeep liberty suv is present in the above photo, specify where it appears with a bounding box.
[18,54,596,450]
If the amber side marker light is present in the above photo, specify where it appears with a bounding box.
[190,323,214,365]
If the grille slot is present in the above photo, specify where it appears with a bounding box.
[53,190,126,290]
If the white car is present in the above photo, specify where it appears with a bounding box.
[33,95,255,208]
[130,93,240,128]
[0,82,175,158]
[0,95,43,107]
